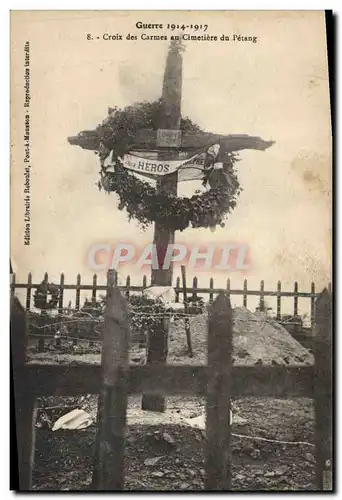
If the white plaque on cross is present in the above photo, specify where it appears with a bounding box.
[156,129,182,148]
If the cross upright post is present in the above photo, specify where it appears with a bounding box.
[141,40,183,412]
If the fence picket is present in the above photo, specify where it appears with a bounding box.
[226,278,231,295]
[75,274,81,310]
[259,280,265,311]
[125,275,131,299]
[10,272,16,300]
[58,274,65,313]
[294,281,298,317]
[310,282,316,330]
[276,281,281,320]
[92,269,116,489]
[96,278,130,490]
[37,273,48,352]
[209,277,214,303]
[314,288,332,490]
[243,279,247,308]
[74,274,81,346]
[11,290,36,490]
[192,276,198,306]
[89,274,98,347]
[17,394,36,490]
[25,273,32,312]
[56,273,64,348]
[181,266,193,357]
[91,274,97,305]
[175,277,180,303]
[205,293,233,490]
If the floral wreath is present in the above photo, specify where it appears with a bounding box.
[94,100,242,232]
[34,281,59,310]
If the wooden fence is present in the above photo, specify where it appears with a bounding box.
[11,270,332,491]
[11,271,331,321]
[11,272,331,353]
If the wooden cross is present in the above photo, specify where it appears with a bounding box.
[141,40,182,412]
[68,39,273,413]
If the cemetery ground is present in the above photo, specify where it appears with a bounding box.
[33,395,315,491]
[29,308,316,491]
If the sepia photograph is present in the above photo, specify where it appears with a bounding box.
[10,10,332,491]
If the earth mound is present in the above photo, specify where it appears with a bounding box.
[167,307,313,366]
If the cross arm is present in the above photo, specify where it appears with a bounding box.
[134,129,275,152]
[68,130,102,151]
[68,128,275,153]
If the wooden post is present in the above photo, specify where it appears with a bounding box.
[181,265,193,358]
[276,280,281,321]
[56,273,64,348]
[74,273,81,346]
[91,274,97,305]
[11,292,36,490]
[259,280,265,312]
[314,288,332,491]
[25,272,32,312]
[10,272,16,300]
[293,281,299,336]
[205,293,233,490]
[37,274,49,352]
[15,391,36,491]
[89,274,97,347]
[293,281,298,317]
[93,270,130,490]
[226,278,231,296]
[192,276,198,307]
[310,282,316,331]
[209,277,214,303]
[92,269,113,488]
[175,276,180,303]
[125,275,131,299]
[142,40,183,412]
[243,279,247,308]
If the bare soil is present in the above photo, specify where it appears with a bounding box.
[32,396,315,491]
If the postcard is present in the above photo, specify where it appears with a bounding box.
[10,11,332,491]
